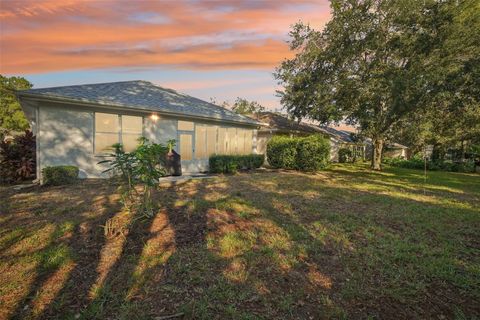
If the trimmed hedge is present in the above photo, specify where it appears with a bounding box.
[42,165,79,185]
[267,134,330,171]
[266,136,298,169]
[383,157,476,173]
[209,154,264,174]
[295,135,330,171]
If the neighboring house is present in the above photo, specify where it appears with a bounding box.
[253,112,324,155]
[383,142,409,159]
[17,80,260,180]
[252,112,368,162]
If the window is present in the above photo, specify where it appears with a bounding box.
[237,129,245,154]
[195,125,207,159]
[226,128,236,155]
[244,130,253,154]
[178,120,194,131]
[121,116,143,152]
[95,113,119,153]
[206,126,216,156]
[217,127,226,154]
[94,113,143,154]
[179,134,192,160]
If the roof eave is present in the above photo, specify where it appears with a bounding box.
[17,92,261,127]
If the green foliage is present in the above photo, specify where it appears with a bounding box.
[295,135,330,171]
[383,157,475,173]
[99,137,169,216]
[215,97,266,115]
[338,148,353,163]
[0,75,32,132]
[275,0,479,170]
[209,154,264,174]
[266,136,298,169]
[42,166,79,186]
[0,130,36,183]
[267,135,330,171]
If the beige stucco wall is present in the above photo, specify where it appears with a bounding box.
[22,100,257,179]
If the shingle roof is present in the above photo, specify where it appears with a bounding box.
[253,112,358,143]
[316,126,357,143]
[253,112,324,134]
[17,80,259,126]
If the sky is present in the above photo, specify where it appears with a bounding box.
[0,0,331,110]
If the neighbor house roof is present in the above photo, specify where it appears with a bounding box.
[253,112,360,144]
[316,126,358,144]
[17,80,259,126]
[253,112,323,134]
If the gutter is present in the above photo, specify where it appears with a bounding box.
[17,92,262,128]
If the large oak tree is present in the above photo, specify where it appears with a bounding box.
[275,0,478,170]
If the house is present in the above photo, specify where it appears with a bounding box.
[383,142,409,159]
[17,80,261,180]
[252,112,367,162]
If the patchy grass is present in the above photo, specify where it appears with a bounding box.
[0,164,479,319]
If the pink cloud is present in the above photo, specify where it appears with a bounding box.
[0,0,331,74]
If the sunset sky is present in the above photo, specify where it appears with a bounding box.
[0,0,331,110]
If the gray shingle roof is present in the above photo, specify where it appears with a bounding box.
[17,80,259,126]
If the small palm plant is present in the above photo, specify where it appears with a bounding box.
[99,138,169,217]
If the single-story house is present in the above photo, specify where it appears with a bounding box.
[17,80,261,180]
[383,142,409,159]
[252,112,368,162]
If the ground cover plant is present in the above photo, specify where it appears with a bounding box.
[0,163,479,319]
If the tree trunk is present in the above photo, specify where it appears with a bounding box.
[371,139,384,170]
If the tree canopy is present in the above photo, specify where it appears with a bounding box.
[275,0,479,169]
[213,97,266,115]
[0,75,32,133]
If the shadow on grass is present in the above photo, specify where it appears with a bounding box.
[1,168,479,319]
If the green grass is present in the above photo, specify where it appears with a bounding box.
[0,164,479,319]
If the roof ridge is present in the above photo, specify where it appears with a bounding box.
[21,80,147,91]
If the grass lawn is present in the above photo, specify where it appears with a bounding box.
[1,163,479,319]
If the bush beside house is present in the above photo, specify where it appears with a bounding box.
[209,154,264,174]
[42,166,79,186]
[0,130,36,183]
[267,135,330,171]
[383,156,476,173]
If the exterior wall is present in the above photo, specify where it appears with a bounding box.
[384,148,407,159]
[30,101,257,179]
[38,105,107,178]
[329,138,340,162]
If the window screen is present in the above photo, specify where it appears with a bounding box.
[217,127,226,154]
[226,128,236,155]
[237,129,245,154]
[244,130,253,154]
[195,125,207,159]
[95,113,119,153]
[121,115,143,152]
[206,126,216,156]
[180,134,193,160]
[178,120,194,131]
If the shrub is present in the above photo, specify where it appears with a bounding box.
[42,165,79,186]
[0,130,36,183]
[99,138,169,217]
[266,134,330,171]
[266,136,298,169]
[383,157,475,173]
[296,135,330,171]
[338,148,353,163]
[209,154,264,174]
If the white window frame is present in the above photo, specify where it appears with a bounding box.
[94,112,144,155]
